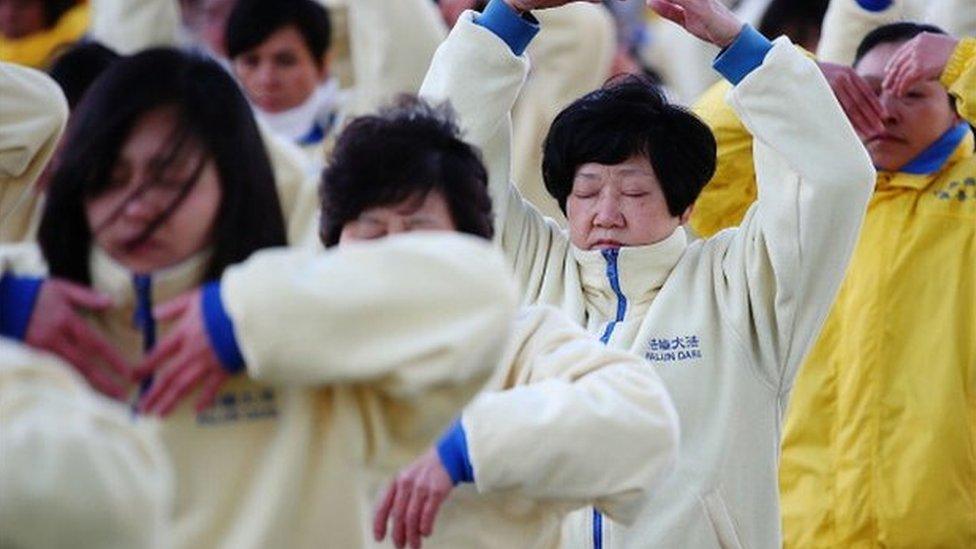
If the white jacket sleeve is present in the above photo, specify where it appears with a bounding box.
[0,339,173,549]
[420,15,570,296]
[89,0,182,54]
[460,306,679,523]
[345,0,448,117]
[221,232,518,398]
[817,0,914,64]
[713,39,875,392]
[511,3,616,223]
[0,63,68,243]
[925,0,976,39]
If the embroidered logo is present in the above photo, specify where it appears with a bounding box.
[644,335,703,363]
[196,388,278,425]
[933,177,975,202]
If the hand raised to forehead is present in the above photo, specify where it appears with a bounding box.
[883,32,959,97]
[647,0,743,48]
[819,61,887,139]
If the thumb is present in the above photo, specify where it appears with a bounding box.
[154,291,195,322]
[59,280,114,310]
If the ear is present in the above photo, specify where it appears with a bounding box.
[678,203,694,225]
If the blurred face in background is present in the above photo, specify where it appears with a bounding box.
[855,41,960,171]
[85,108,222,274]
[199,0,236,57]
[338,191,457,244]
[232,25,325,113]
[0,0,46,39]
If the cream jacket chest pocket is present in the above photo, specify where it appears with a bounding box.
[698,489,745,549]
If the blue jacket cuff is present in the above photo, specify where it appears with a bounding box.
[713,24,774,85]
[436,418,475,485]
[201,282,245,374]
[474,0,539,56]
[0,274,43,340]
[857,0,893,11]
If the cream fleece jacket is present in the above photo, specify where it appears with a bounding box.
[0,338,173,549]
[818,0,976,65]
[420,12,874,548]
[367,304,680,549]
[0,62,67,243]
[0,232,518,548]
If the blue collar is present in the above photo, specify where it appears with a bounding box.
[899,122,970,175]
[297,122,325,146]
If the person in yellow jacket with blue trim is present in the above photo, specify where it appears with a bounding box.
[689,20,976,548]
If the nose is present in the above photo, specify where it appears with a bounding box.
[385,217,408,236]
[878,91,900,125]
[121,189,160,222]
[254,62,277,89]
[593,193,624,228]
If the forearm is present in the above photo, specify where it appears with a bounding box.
[0,64,68,242]
[719,33,874,387]
[219,233,517,394]
[817,0,908,64]
[346,0,448,116]
[458,363,678,522]
[88,0,182,54]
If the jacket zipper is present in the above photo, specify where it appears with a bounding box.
[132,274,156,403]
[594,248,627,548]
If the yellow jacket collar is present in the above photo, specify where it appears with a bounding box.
[878,129,975,191]
[89,247,212,309]
[572,227,687,317]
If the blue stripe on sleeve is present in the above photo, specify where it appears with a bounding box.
[474,0,540,56]
[436,418,475,485]
[0,274,43,340]
[713,24,774,85]
[857,0,894,12]
[201,281,245,374]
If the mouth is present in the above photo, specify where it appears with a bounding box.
[118,234,163,256]
[591,239,623,249]
[867,132,907,145]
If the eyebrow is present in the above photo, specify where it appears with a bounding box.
[616,167,653,176]
[575,172,601,179]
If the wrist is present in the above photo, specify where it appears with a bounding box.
[503,0,525,14]
[715,21,746,49]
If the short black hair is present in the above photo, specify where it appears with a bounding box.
[42,0,77,27]
[225,0,331,67]
[47,41,120,108]
[39,48,287,284]
[542,74,716,216]
[319,96,493,247]
[758,0,829,49]
[854,22,947,66]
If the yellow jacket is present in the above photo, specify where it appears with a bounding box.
[0,232,518,549]
[690,37,976,548]
[0,2,89,68]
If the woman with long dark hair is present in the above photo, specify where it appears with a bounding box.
[0,47,517,547]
